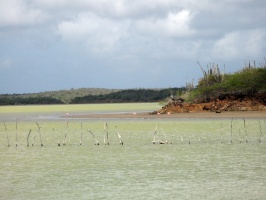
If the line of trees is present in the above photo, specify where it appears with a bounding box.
[0,97,64,105]
[0,88,184,105]
[70,88,184,104]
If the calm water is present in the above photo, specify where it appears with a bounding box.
[0,116,266,199]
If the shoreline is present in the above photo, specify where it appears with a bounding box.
[67,111,266,119]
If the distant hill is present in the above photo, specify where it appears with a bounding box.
[0,87,184,105]
[70,88,183,104]
[0,88,120,105]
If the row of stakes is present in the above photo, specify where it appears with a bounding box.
[3,121,123,147]
[2,118,265,147]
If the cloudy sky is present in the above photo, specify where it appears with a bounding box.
[0,0,265,94]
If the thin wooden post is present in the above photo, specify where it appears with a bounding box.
[80,122,83,145]
[115,126,123,145]
[88,130,99,145]
[230,118,233,143]
[161,128,168,144]
[239,129,242,143]
[3,121,10,147]
[259,120,262,143]
[152,125,159,144]
[63,121,69,145]
[220,122,223,143]
[27,129,31,147]
[243,118,248,143]
[16,119,18,146]
[36,122,43,146]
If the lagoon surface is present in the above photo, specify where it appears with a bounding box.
[0,104,265,199]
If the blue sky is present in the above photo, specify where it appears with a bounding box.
[0,0,265,94]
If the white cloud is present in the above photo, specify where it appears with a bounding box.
[57,13,130,53]
[212,29,266,60]
[1,0,266,93]
[135,10,194,37]
[0,0,48,27]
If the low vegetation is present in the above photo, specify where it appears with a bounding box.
[156,60,266,114]
[187,61,266,103]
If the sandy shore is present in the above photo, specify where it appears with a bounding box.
[68,111,266,119]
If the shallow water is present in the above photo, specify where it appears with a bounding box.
[0,115,266,199]
[1,141,265,199]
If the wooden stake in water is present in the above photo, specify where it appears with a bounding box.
[152,125,159,144]
[259,120,262,143]
[220,122,223,143]
[115,126,123,145]
[3,121,10,147]
[57,137,60,146]
[63,121,69,145]
[80,122,83,145]
[32,132,37,146]
[103,122,109,145]
[15,119,18,146]
[27,129,31,147]
[52,128,60,146]
[103,123,106,145]
[181,135,183,143]
[230,118,233,143]
[161,128,168,144]
[239,129,242,143]
[32,122,41,146]
[36,122,43,146]
[88,130,99,145]
[243,118,248,143]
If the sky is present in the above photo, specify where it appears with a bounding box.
[0,0,265,94]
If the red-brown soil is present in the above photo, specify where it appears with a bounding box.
[155,93,266,114]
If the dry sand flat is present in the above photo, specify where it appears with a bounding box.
[68,111,266,119]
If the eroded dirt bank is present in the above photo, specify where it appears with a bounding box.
[155,93,266,114]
